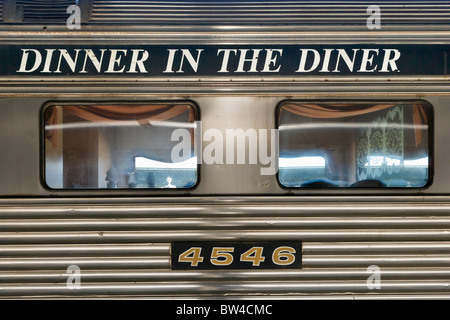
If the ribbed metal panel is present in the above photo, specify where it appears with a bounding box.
[0,198,450,298]
[89,0,450,25]
[2,0,450,26]
[16,0,75,22]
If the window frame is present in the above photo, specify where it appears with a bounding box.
[275,99,434,190]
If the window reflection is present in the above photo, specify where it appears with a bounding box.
[133,156,197,188]
[278,101,431,188]
[44,103,198,189]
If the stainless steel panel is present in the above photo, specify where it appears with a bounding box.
[88,0,450,26]
[2,280,450,297]
[0,95,446,196]
[0,199,448,297]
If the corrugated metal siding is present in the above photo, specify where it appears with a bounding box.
[1,198,450,298]
[2,0,450,26]
[14,0,75,23]
[89,0,450,25]
[1,0,77,23]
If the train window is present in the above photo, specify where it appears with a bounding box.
[43,103,198,189]
[277,101,432,188]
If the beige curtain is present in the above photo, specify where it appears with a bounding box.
[45,104,195,147]
[281,103,428,146]
[281,103,395,119]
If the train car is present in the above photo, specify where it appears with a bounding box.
[0,0,449,299]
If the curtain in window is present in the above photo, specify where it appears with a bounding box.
[280,103,428,146]
[45,104,195,147]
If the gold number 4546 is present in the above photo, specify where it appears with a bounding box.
[177,246,296,267]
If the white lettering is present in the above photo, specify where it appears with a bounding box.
[41,49,55,73]
[164,49,178,73]
[55,49,81,73]
[127,49,149,73]
[380,49,401,72]
[217,49,237,73]
[358,49,379,72]
[319,49,334,72]
[262,49,283,72]
[17,49,42,73]
[176,304,210,317]
[220,305,272,315]
[236,49,262,73]
[296,49,321,72]
[178,49,203,73]
[333,49,360,72]
[81,49,106,73]
[14,47,402,75]
[105,49,127,73]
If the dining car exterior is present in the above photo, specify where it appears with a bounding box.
[0,0,450,299]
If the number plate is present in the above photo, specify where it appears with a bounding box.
[171,241,302,270]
